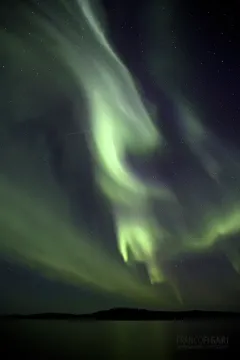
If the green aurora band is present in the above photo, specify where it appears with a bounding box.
[1,0,240,306]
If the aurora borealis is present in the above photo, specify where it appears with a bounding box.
[1,0,240,313]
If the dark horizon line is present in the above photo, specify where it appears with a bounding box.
[1,307,240,320]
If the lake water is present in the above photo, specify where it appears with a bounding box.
[1,320,238,358]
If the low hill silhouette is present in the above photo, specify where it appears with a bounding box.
[1,308,240,321]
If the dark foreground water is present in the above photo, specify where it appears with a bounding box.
[1,319,239,359]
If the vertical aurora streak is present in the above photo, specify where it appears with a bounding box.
[1,0,240,305]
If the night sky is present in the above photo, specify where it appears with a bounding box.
[1,0,240,314]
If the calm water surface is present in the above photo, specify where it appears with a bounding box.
[2,320,237,358]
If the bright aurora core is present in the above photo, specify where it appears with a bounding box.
[1,0,240,311]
